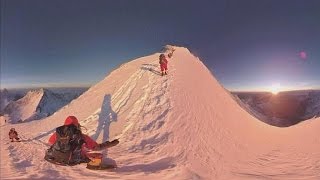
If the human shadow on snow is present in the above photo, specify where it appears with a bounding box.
[92,94,117,144]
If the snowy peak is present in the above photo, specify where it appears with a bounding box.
[0,88,9,95]
[0,89,10,112]
[4,89,46,123]
[41,46,265,177]
[3,88,80,123]
[304,90,320,118]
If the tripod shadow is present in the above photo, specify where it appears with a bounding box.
[92,94,117,148]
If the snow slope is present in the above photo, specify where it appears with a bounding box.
[1,46,320,180]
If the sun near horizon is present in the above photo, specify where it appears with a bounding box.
[270,83,281,95]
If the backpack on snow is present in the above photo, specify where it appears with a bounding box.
[44,124,86,165]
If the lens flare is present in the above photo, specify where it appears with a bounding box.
[299,51,307,60]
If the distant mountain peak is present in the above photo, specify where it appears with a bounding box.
[3,88,82,123]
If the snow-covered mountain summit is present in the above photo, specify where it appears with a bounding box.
[1,46,319,180]
[3,88,81,123]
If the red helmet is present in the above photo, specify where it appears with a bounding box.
[64,116,80,126]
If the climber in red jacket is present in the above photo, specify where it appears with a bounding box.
[45,116,119,165]
[159,54,168,76]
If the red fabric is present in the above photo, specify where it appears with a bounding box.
[48,116,99,157]
[48,116,80,145]
[160,63,168,71]
[64,116,79,126]
[160,58,168,64]
[160,57,168,71]
[82,134,98,149]
[48,132,98,157]
[48,133,98,149]
[48,133,57,145]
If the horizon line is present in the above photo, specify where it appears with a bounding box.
[1,84,92,90]
[2,86,320,92]
[230,88,320,93]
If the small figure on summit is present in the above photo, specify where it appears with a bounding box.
[159,54,168,76]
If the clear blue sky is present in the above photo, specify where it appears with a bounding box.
[1,0,320,91]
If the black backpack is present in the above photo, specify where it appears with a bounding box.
[44,124,85,165]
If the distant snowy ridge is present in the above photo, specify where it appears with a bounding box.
[0,89,10,112]
[3,88,81,123]
[233,91,320,127]
[304,91,320,118]
[231,93,270,123]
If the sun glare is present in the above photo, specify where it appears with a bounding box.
[270,83,281,95]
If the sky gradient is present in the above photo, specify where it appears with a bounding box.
[1,0,320,91]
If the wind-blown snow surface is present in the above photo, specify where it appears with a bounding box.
[1,47,320,179]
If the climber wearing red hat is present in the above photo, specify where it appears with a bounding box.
[45,116,119,166]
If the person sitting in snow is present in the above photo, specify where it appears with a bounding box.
[159,53,168,76]
[44,116,119,166]
[9,128,20,142]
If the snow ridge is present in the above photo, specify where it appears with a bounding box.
[1,46,320,180]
